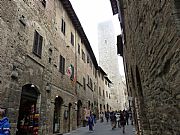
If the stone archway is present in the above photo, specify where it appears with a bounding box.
[16,84,40,135]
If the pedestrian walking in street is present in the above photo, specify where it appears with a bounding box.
[110,111,116,130]
[105,111,110,123]
[92,112,97,124]
[88,112,94,132]
[0,108,11,135]
[120,111,126,134]
[115,111,121,128]
[125,110,129,125]
[129,108,133,125]
[100,112,104,123]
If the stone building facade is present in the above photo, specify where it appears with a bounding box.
[97,66,114,115]
[0,0,113,135]
[110,0,180,135]
[98,21,125,111]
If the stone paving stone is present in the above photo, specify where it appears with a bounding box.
[64,120,136,135]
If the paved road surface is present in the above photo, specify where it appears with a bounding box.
[64,120,135,135]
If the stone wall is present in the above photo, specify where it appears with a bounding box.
[122,0,180,135]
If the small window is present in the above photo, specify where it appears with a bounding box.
[90,61,92,69]
[71,32,74,46]
[87,55,90,63]
[99,87,101,96]
[94,83,96,91]
[41,0,46,7]
[82,50,86,62]
[48,48,53,55]
[49,58,52,64]
[59,55,65,74]
[103,90,105,97]
[87,75,90,85]
[90,79,92,89]
[83,77,86,90]
[78,44,80,54]
[48,48,52,64]
[33,30,43,58]
[106,91,108,97]
[61,19,66,35]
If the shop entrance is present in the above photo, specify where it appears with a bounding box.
[16,84,40,135]
[77,100,82,127]
[53,96,63,133]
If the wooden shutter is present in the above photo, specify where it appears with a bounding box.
[59,55,65,74]
[33,30,43,58]
[33,31,38,54]
[62,57,65,74]
[38,35,43,57]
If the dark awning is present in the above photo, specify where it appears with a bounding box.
[110,0,119,15]
[117,35,123,56]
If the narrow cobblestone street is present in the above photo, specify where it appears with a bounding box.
[64,120,135,135]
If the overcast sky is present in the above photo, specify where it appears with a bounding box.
[69,0,125,76]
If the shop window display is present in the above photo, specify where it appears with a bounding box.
[16,84,39,135]
[16,99,39,135]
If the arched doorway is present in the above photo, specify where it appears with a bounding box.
[16,84,40,135]
[77,100,82,127]
[68,103,72,132]
[53,96,63,133]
